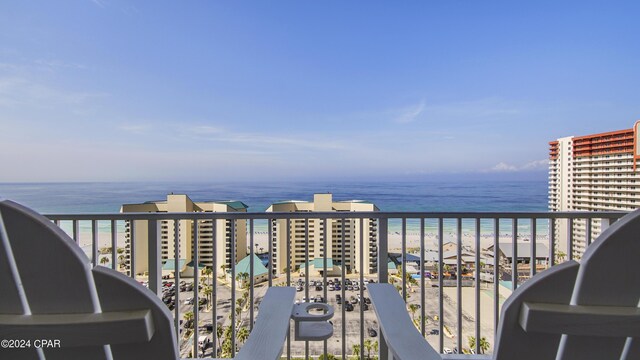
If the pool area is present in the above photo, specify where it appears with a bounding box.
[410,273,432,280]
[499,280,513,290]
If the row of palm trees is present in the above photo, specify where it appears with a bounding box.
[185,265,253,357]
[351,339,379,360]
[98,247,126,269]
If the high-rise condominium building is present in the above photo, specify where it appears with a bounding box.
[549,121,639,258]
[121,194,247,276]
[266,194,379,275]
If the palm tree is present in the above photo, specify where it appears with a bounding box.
[478,337,490,354]
[408,303,420,322]
[221,338,233,358]
[363,339,374,360]
[100,256,109,266]
[468,336,490,354]
[117,247,125,254]
[183,311,194,335]
[202,286,213,310]
[235,306,242,325]
[216,323,224,350]
[117,255,126,269]
[443,264,451,275]
[237,326,250,345]
[352,344,361,358]
[556,250,567,263]
[202,266,213,285]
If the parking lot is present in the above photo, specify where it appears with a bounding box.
[159,275,494,358]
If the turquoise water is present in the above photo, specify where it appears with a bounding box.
[0,180,548,234]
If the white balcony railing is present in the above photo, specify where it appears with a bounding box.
[45,211,625,359]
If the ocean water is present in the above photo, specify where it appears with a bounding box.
[0,180,549,235]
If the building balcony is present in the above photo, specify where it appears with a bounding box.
[44,210,625,359]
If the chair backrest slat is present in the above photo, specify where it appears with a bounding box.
[557,212,640,359]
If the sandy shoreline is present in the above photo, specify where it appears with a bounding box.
[71,230,548,255]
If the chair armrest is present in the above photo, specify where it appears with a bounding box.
[0,310,153,347]
[234,287,296,360]
[520,301,640,337]
[369,284,442,360]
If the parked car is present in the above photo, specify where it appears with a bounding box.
[336,295,342,304]
[296,285,303,292]
[198,336,211,349]
[430,329,439,335]
[314,295,324,303]
[185,297,194,305]
[345,303,354,311]
[328,285,335,291]
[350,296,358,304]
[315,285,323,291]
[364,297,371,305]
[361,303,369,311]
[368,328,377,337]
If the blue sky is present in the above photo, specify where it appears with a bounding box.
[1,1,639,182]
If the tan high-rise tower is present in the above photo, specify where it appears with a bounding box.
[121,194,247,276]
[266,193,379,275]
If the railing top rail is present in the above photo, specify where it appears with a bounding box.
[44,211,628,221]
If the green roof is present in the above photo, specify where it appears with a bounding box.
[217,200,249,210]
[299,258,334,269]
[235,254,268,277]
[186,261,206,270]
[163,259,187,271]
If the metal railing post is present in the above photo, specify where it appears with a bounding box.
[378,217,389,360]
[148,220,161,298]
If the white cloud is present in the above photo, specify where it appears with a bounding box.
[521,159,549,170]
[486,159,548,172]
[0,77,107,108]
[90,0,108,8]
[394,100,426,123]
[179,125,348,151]
[490,162,518,172]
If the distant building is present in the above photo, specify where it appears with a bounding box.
[266,193,379,275]
[549,122,639,258]
[121,194,248,276]
[230,254,269,286]
[485,243,550,267]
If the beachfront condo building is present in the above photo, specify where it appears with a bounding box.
[121,194,248,276]
[266,193,379,275]
[549,121,640,258]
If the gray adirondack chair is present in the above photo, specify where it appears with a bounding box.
[0,200,295,360]
[369,209,640,360]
